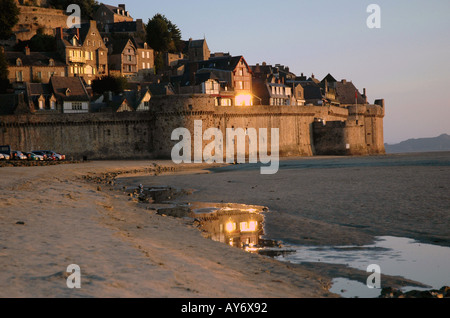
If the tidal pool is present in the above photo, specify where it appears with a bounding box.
[180,201,450,297]
[275,236,450,297]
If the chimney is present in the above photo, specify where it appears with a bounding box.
[324,79,328,94]
[56,27,63,40]
[25,46,30,56]
[119,4,126,10]
[76,28,80,40]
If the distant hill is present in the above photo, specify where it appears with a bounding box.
[385,134,450,154]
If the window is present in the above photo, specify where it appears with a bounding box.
[50,100,56,110]
[147,51,150,59]
[236,81,244,90]
[142,52,145,58]
[127,55,132,62]
[238,69,243,76]
[16,71,23,82]
[72,102,83,111]
[147,63,150,69]
[38,100,44,109]
[16,58,22,66]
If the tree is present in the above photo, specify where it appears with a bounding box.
[146,14,183,53]
[0,0,20,40]
[0,47,10,93]
[92,76,128,95]
[29,34,57,52]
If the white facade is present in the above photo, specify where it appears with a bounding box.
[63,101,89,113]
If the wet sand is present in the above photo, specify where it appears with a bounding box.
[0,160,334,297]
[1,152,449,297]
[122,152,450,248]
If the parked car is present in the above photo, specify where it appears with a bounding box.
[0,153,4,160]
[32,151,48,160]
[12,151,28,160]
[0,145,11,160]
[41,150,65,161]
[26,152,44,161]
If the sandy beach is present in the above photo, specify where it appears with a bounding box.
[1,152,449,298]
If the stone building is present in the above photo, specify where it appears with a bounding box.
[50,76,90,113]
[55,21,108,85]
[25,82,57,113]
[186,38,210,62]
[251,63,305,106]
[94,3,133,31]
[173,55,253,106]
[136,42,155,79]
[6,47,67,86]
[107,37,138,78]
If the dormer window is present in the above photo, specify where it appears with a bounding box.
[16,58,22,66]
[49,59,55,67]
[65,88,71,96]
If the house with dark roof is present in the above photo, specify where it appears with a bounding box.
[6,47,67,85]
[185,38,210,62]
[173,55,253,106]
[106,37,138,79]
[251,63,304,106]
[49,76,90,113]
[55,20,109,85]
[335,79,367,105]
[94,3,133,31]
[103,19,146,38]
[25,82,58,113]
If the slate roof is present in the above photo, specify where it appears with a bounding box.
[197,55,246,72]
[50,76,90,102]
[6,51,66,67]
[321,73,337,83]
[335,80,366,104]
[297,81,323,101]
[108,37,135,55]
[25,83,55,111]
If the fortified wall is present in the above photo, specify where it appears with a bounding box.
[0,112,153,160]
[150,95,385,160]
[13,5,70,42]
[0,95,385,160]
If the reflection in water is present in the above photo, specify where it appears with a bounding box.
[191,203,279,252]
[276,236,450,294]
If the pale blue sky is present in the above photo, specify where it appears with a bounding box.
[106,0,450,143]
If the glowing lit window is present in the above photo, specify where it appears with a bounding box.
[225,222,236,232]
[235,94,252,106]
[240,221,257,232]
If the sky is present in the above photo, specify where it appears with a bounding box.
[105,0,450,144]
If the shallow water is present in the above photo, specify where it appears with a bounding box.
[275,236,450,297]
[118,152,450,297]
[188,202,450,297]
